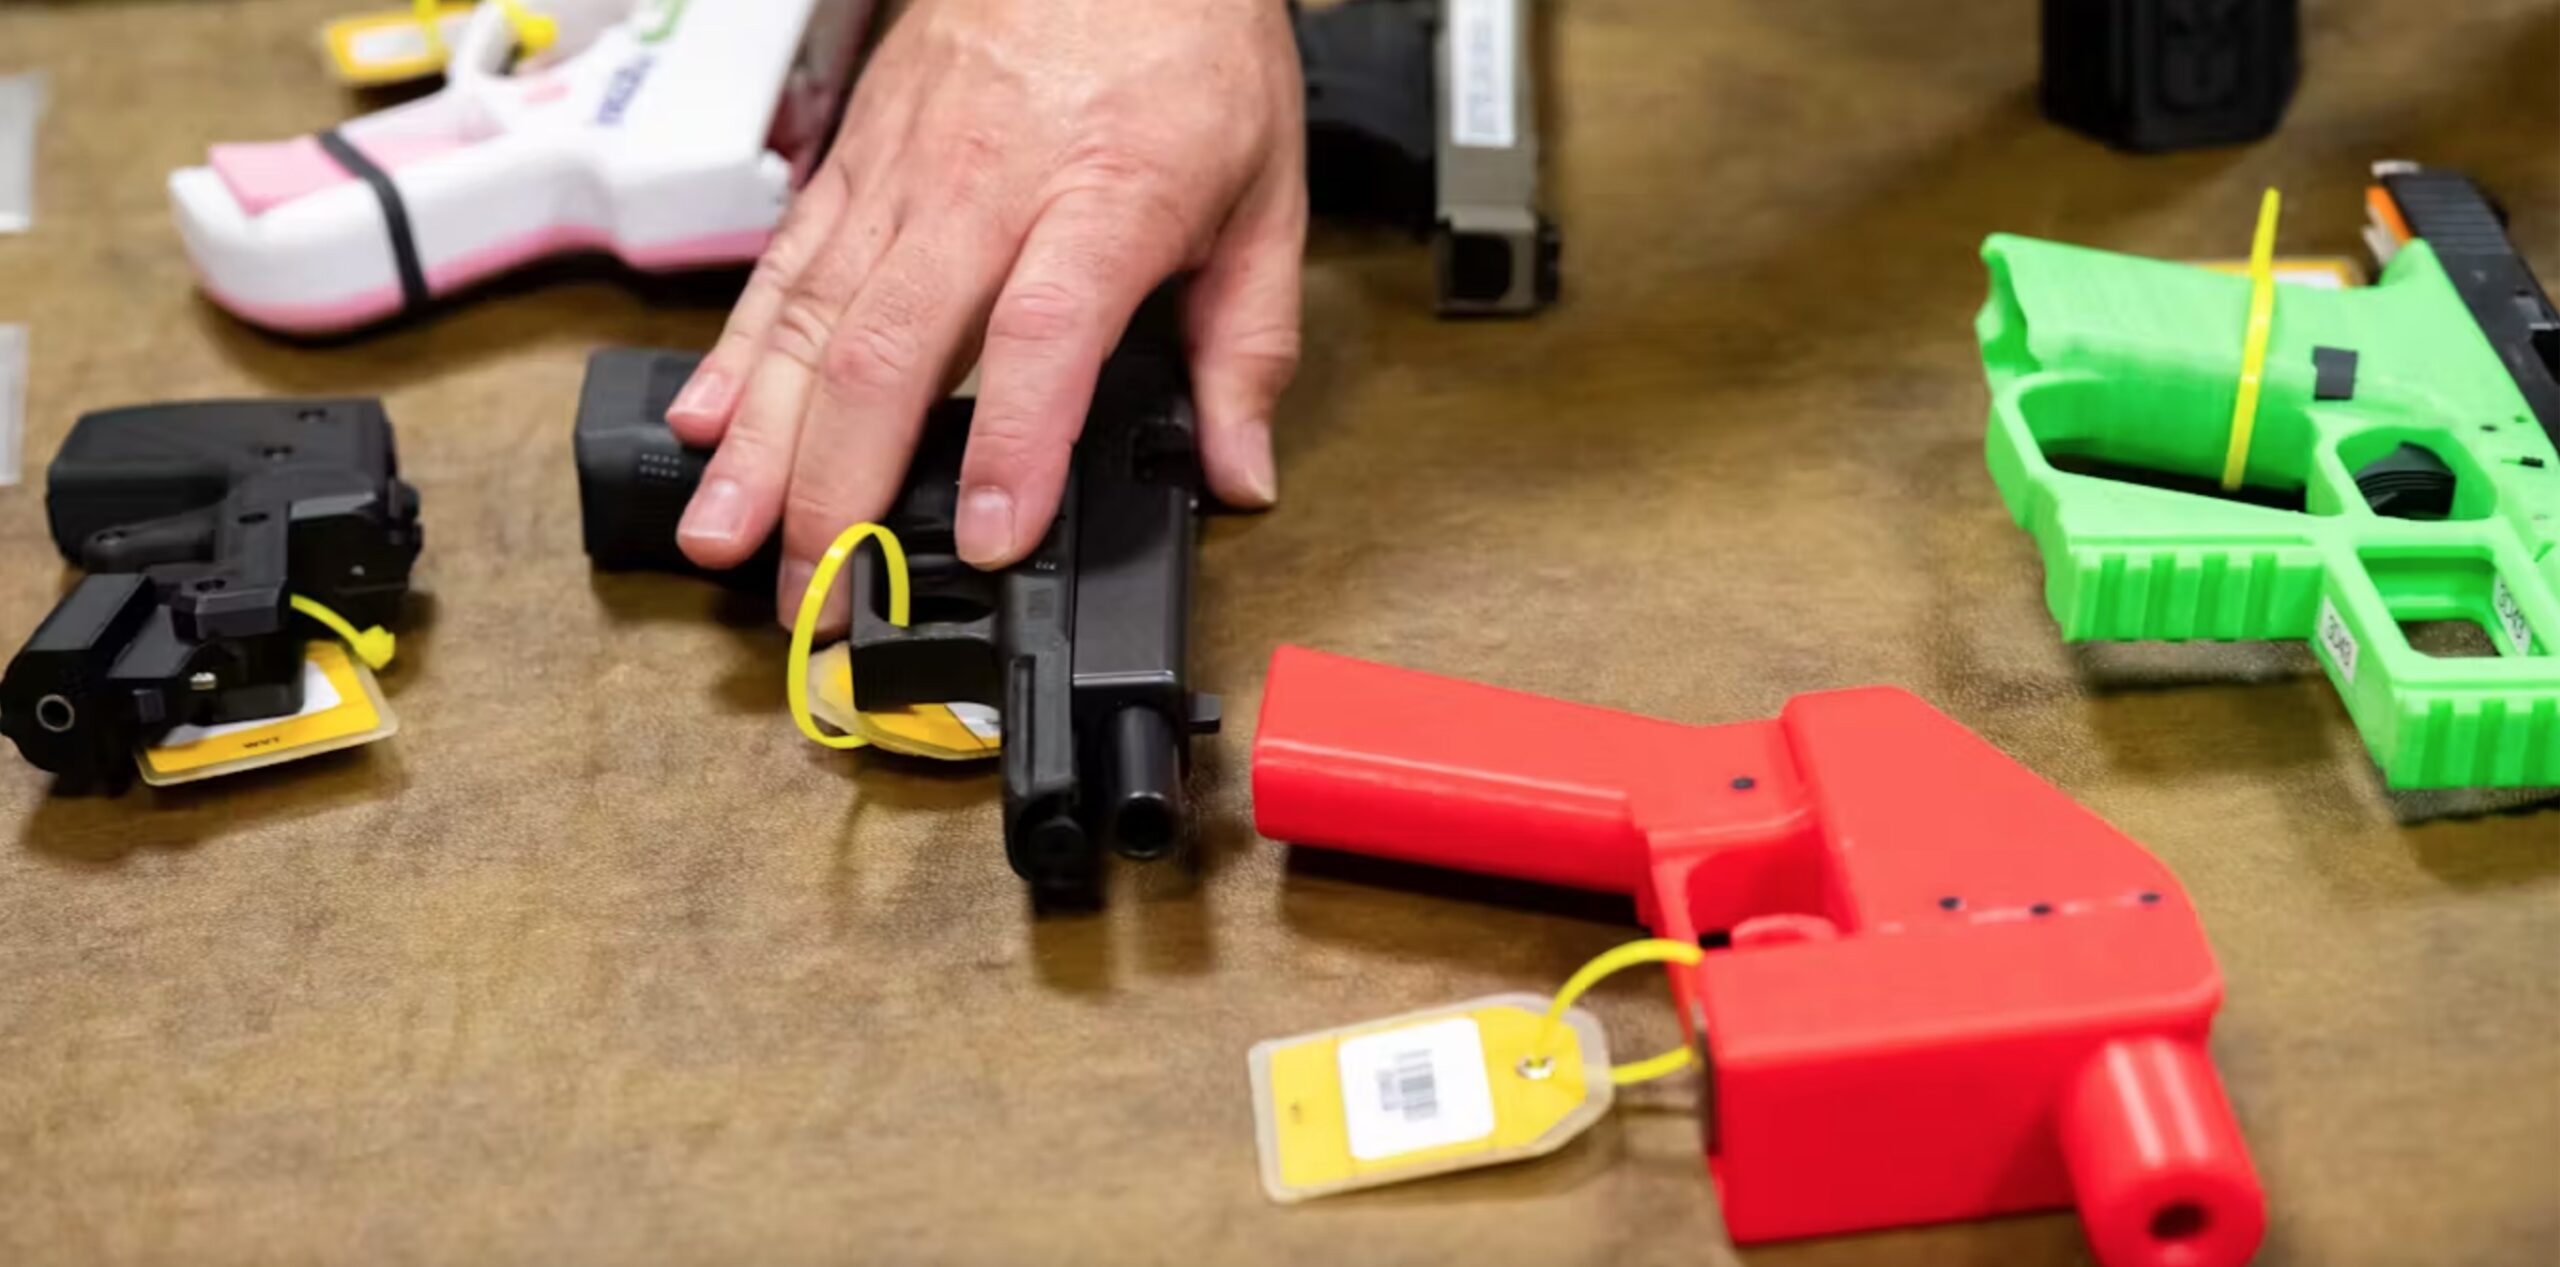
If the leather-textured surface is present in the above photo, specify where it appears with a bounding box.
[1,1,2555,1264]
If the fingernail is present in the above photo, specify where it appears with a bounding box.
[1237,426,1279,507]
[956,487,1015,567]
[677,477,748,546]
[668,367,734,424]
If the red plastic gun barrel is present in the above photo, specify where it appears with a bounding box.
[2060,1037,2266,1267]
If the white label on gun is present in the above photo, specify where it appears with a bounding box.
[1449,0,1517,149]
[2493,577,2534,656]
[2318,597,2359,685]
[0,324,22,487]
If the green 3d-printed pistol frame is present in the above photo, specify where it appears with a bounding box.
[1978,165,2560,789]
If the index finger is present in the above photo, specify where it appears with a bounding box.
[957,192,1189,567]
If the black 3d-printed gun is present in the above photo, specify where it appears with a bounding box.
[1295,0,1559,315]
[1,401,423,791]
[575,292,1219,905]
[2042,0,2299,152]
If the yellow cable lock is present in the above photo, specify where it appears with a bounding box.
[2219,188,2283,492]
[786,522,911,751]
[288,594,397,670]
[1532,938,1707,1087]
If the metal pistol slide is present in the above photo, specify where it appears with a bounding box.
[574,288,1219,906]
[1980,164,2559,788]
[171,0,877,335]
[1,401,423,791]
[1252,647,2264,1267]
[1294,0,1559,315]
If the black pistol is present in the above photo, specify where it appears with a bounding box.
[1,400,424,791]
[2041,0,2300,152]
[1294,0,1560,315]
[575,289,1220,906]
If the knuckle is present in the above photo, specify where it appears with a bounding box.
[768,295,836,371]
[1062,138,1167,191]
[986,281,1088,349]
[710,418,786,472]
[938,129,1005,203]
[1059,144,1195,239]
[747,251,802,296]
[783,484,854,537]
[1228,324,1302,375]
[960,409,1050,482]
[821,319,922,396]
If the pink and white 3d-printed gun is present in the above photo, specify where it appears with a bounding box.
[171,0,876,335]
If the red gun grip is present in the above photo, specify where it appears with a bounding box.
[1252,645,1806,897]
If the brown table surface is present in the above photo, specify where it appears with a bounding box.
[4,2,2558,1264]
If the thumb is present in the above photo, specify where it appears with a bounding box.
[1186,174,1306,510]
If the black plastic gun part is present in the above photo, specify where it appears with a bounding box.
[0,399,422,791]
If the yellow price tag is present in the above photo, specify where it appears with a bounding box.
[139,641,398,784]
[323,6,475,86]
[804,643,1002,762]
[1248,993,1616,1202]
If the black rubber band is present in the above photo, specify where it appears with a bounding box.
[315,130,429,316]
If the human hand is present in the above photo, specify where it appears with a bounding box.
[667,0,1306,625]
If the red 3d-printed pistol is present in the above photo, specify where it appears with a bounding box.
[1252,647,2263,1267]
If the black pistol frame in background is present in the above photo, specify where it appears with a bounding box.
[0,400,423,791]
[2041,0,2299,152]
[575,290,1220,907]
[1295,0,1559,315]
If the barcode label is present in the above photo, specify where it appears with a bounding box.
[1448,0,1517,149]
[2318,597,2359,685]
[1378,1048,1438,1122]
[1336,1017,1495,1160]
[2493,577,2534,656]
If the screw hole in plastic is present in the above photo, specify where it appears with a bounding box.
[2149,1202,2210,1243]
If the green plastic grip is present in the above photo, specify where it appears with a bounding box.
[1979,235,2560,789]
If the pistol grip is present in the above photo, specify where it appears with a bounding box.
[1251,645,1792,897]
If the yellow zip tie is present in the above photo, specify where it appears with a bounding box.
[786,523,910,751]
[2220,188,2283,492]
[1534,937,1706,1086]
[288,594,397,670]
